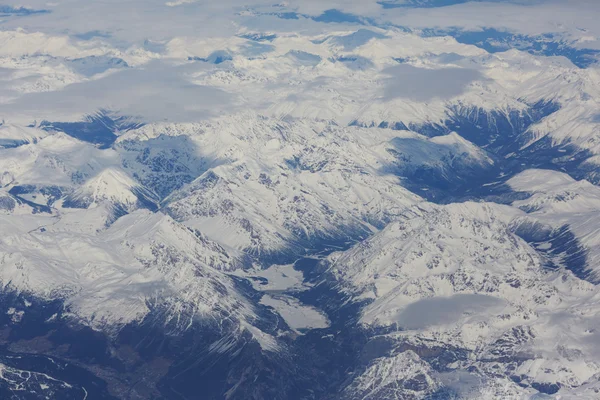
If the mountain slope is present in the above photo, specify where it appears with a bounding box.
[63,167,158,213]
[324,201,600,397]
[508,169,600,282]
[0,210,252,329]
[157,115,498,259]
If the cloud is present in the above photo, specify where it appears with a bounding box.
[0,60,237,123]
[382,0,600,38]
[395,294,505,329]
[381,64,483,102]
[331,29,388,50]
[0,0,596,124]
[1,0,598,52]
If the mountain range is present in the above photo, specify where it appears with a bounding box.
[1,0,600,399]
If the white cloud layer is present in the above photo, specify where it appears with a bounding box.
[0,60,237,122]
[0,0,598,124]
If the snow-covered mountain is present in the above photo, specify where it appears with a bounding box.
[159,117,425,258]
[325,201,600,398]
[1,1,600,399]
[63,167,158,213]
[508,169,600,282]
[0,124,47,148]
[0,210,251,327]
